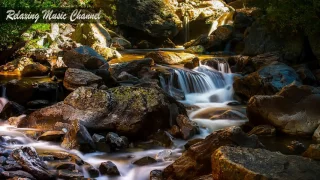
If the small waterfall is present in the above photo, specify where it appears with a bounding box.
[183,15,190,43]
[201,58,232,74]
[208,11,234,36]
[161,62,233,102]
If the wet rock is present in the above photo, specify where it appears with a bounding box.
[99,161,120,176]
[61,120,96,153]
[192,107,246,120]
[54,122,70,132]
[6,79,60,105]
[3,163,22,171]
[110,58,154,78]
[303,144,320,160]
[106,132,128,150]
[150,170,163,180]
[133,157,157,166]
[57,170,83,179]
[27,100,50,109]
[83,163,99,178]
[230,52,282,75]
[184,138,204,150]
[8,115,27,126]
[40,151,70,160]
[115,0,182,38]
[145,51,196,65]
[209,109,246,120]
[37,131,65,142]
[117,72,140,82]
[112,37,132,49]
[184,57,200,69]
[61,46,108,70]
[247,84,320,136]
[0,101,25,120]
[1,170,35,180]
[53,162,76,170]
[163,126,263,180]
[11,146,55,180]
[21,63,49,77]
[23,86,190,138]
[63,68,103,91]
[92,134,110,152]
[234,62,301,100]
[248,125,276,136]
[176,114,199,139]
[149,131,174,148]
[287,141,306,154]
[39,155,54,161]
[211,146,320,180]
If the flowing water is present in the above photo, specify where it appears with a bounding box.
[0,51,249,179]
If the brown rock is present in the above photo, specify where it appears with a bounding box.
[163,126,263,180]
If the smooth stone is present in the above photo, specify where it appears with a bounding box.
[99,161,120,176]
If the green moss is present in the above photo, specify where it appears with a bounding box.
[27,24,51,33]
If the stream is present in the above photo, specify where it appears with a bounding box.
[0,51,248,180]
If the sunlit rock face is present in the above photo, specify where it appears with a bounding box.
[115,0,182,38]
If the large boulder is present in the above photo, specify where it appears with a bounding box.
[109,58,154,77]
[247,84,320,136]
[184,25,234,51]
[233,62,301,100]
[212,146,320,180]
[61,46,108,70]
[163,126,263,180]
[115,0,182,38]
[20,86,195,138]
[5,79,60,105]
[63,68,104,91]
[145,51,196,65]
[71,23,112,47]
[243,21,305,63]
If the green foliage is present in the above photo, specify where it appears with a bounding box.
[249,0,320,35]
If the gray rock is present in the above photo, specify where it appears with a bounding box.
[12,146,55,180]
[115,0,182,38]
[133,157,157,166]
[61,120,96,153]
[63,68,103,91]
[99,161,120,176]
[234,62,301,100]
[247,84,320,136]
[212,146,320,180]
